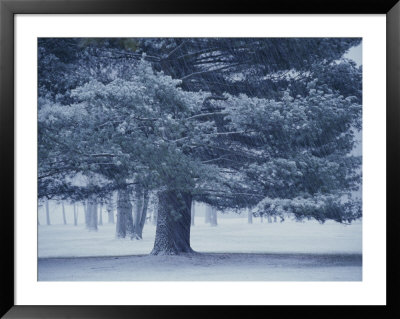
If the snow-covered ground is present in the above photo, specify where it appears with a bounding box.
[38,217,362,258]
[38,208,362,281]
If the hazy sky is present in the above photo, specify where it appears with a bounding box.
[344,43,362,66]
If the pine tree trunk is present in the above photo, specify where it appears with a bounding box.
[151,190,194,255]
[83,201,89,228]
[248,209,253,224]
[273,216,277,223]
[136,188,149,239]
[62,202,67,225]
[132,185,144,239]
[73,203,78,226]
[86,199,98,231]
[191,200,195,226]
[152,195,159,226]
[152,205,158,226]
[98,204,103,226]
[106,199,115,224]
[205,205,211,224]
[210,207,218,226]
[108,210,115,224]
[260,215,263,223]
[267,215,272,223]
[45,200,51,225]
[116,188,134,238]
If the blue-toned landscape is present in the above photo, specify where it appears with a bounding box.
[38,38,362,281]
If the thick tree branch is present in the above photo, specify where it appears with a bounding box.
[185,111,228,121]
[180,63,242,82]
[163,40,188,60]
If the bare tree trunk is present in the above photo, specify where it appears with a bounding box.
[152,198,158,226]
[247,209,253,224]
[191,201,195,226]
[106,198,115,224]
[116,192,126,238]
[36,201,43,226]
[38,205,41,226]
[62,202,67,225]
[116,187,134,238]
[132,184,144,239]
[210,207,218,226]
[205,205,211,224]
[45,200,51,225]
[151,190,194,255]
[136,188,149,239]
[86,198,98,231]
[98,204,103,226]
[73,203,78,226]
[83,201,89,228]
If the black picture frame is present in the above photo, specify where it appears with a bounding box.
[1,0,399,318]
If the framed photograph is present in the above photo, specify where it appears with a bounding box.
[1,0,398,317]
